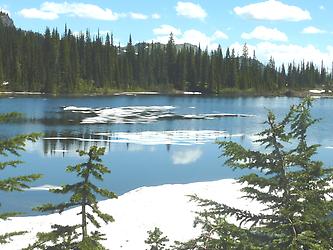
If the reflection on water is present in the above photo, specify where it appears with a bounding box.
[42,130,241,156]
[0,96,332,214]
[42,131,112,156]
[172,148,203,165]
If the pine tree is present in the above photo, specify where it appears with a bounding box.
[28,146,117,249]
[59,31,71,93]
[0,113,42,244]
[200,48,209,92]
[125,34,135,89]
[186,47,196,91]
[145,227,170,250]
[239,43,249,89]
[180,98,333,249]
[175,46,187,90]
[166,33,177,86]
[0,48,4,84]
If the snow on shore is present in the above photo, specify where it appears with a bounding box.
[0,179,263,250]
[183,91,202,95]
[0,91,44,95]
[113,91,160,96]
[309,89,325,94]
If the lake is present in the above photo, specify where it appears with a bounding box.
[0,95,332,215]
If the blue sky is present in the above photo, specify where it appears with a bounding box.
[1,0,333,67]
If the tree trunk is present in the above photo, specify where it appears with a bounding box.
[81,174,89,240]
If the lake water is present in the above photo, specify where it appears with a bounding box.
[0,95,332,215]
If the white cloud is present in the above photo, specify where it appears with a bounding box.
[153,24,182,36]
[212,30,229,40]
[151,13,161,19]
[152,25,228,50]
[152,25,182,44]
[241,26,288,42]
[172,148,202,165]
[19,2,121,21]
[129,12,148,20]
[302,26,326,34]
[230,41,333,68]
[19,2,158,21]
[178,29,219,49]
[175,1,207,21]
[234,0,311,22]
[19,8,58,20]
[320,5,325,10]
[44,2,120,20]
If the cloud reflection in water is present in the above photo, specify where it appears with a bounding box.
[172,148,203,165]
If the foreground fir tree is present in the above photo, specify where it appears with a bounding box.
[0,112,42,244]
[177,98,333,249]
[27,146,117,250]
[145,227,170,250]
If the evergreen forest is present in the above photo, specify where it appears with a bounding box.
[1,12,333,95]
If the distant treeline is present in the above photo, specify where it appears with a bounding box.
[0,21,332,94]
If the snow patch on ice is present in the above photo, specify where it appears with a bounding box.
[62,105,254,124]
[63,106,94,113]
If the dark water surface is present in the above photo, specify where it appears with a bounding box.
[0,95,332,215]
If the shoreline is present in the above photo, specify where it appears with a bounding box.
[0,179,263,250]
[0,88,332,98]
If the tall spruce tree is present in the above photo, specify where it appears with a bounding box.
[166,33,177,86]
[176,98,333,249]
[28,146,117,249]
[0,113,42,244]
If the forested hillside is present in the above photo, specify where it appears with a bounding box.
[0,12,332,94]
